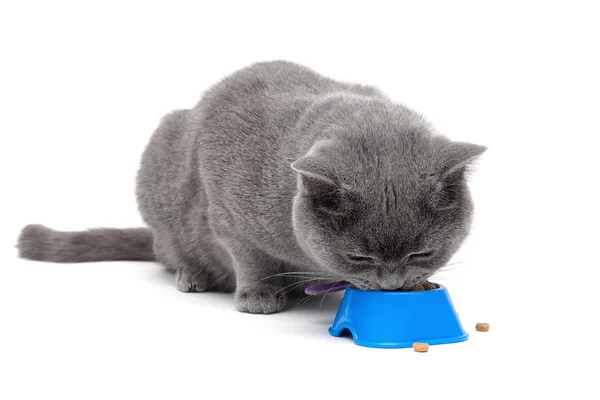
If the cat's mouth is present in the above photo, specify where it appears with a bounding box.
[346,276,418,291]
[304,278,425,294]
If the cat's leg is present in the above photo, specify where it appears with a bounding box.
[218,239,287,314]
[154,236,209,292]
[208,205,286,313]
[181,239,236,293]
[152,238,176,272]
[154,232,235,293]
[175,266,212,293]
[172,249,234,293]
[233,247,287,314]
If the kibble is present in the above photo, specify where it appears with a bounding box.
[410,281,437,292]
[413,343,429,352]
[475,322,489,332]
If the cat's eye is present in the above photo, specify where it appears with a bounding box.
[345,254,377,264]
[407,250,435,261]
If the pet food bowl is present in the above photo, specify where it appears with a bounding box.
[328,284,468,349]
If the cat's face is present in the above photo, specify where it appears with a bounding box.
[291,136,485,291]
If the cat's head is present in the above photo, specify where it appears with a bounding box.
[291,130,486,291]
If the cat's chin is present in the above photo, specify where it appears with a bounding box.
[344,278,374,291]
[350,283,393,291]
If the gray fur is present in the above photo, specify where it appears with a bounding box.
[17,60,486,313]
[17,224,154,262]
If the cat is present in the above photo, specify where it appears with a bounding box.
[17,60,486,314]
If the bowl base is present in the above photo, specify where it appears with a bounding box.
[327,285,469,349]
[329,326,469,349]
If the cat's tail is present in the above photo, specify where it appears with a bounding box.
[16,224,156,263]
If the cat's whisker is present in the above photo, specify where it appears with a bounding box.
[318,281,342,312]
[285,277,341,296]
[273,278,324,296]
[275,275,333,281]
[272,279,312,296]
[436,265,465,273]
[440,261,468,270]
[292,294,315,311]
[258,271,336,282]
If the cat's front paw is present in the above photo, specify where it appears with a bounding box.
[235,284,286,314]
[175,270,210,292]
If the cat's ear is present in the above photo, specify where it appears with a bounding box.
[435,141,487,178]
[291,156,337,190]
[430,141,486,209]
[291,140,338,195]
[291,156,345,215]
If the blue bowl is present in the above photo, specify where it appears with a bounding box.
[328,284,468,349]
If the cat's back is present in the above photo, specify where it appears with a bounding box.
[195,60,341,134]
[203,60,381,104]
[214,60,340,98]
[192,60,382,168]
[190,62,326,187]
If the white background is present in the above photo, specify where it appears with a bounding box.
[1,1,599,399]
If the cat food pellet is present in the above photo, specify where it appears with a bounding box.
[475,323,489,332]
[410,281,436,292]
[413,343,429,352]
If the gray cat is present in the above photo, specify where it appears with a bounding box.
[17,60,486,314]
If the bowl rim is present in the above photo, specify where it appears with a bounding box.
[344,282,445,296]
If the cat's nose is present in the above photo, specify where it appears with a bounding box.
[376,269,406,290]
